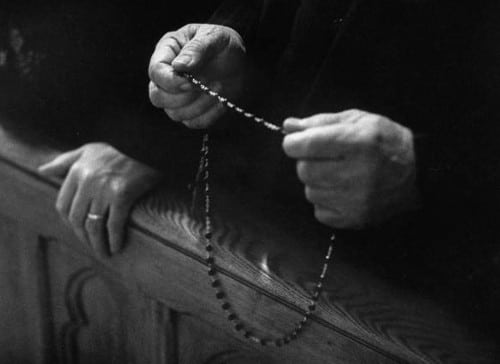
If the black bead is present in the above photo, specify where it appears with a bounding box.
[211,279,220,287]
[205,244,213,252]
[221,302,230,310]
[274,339,283,347]
[206,257,214,264]
[227,313,237,321]
[215,291,225,299]
[308,304,316,311]
[244,331,252,338]
[234,323,243,331]
[205,232,212,239]
[260,339,267,346]
[208,268,216,276]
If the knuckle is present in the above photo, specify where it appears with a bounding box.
[314,207,335,226]
[282,136,295,156]
[110,178,132,200]
[148,61,162,82]
[183,38,204,54]
[72,165,92,182]
[304,186,316,203]
[148,83,162,107]
[296,161,314,184]
[161,31,178,43]
[360,117,385,149]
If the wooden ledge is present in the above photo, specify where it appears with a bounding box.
[0,121,498,364]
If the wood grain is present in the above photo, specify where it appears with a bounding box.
[0,121,498,363]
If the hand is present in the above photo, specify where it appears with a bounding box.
[282,110,419,229]
[38,143,163,256]
[149,23,246,129]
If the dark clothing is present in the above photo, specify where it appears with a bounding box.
[210,0,500,333]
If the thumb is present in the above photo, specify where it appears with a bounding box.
[38,148,83,177]
[283,112,355,134]
[172,27,229,72]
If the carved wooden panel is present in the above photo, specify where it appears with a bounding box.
[0,210,179,364]
[39,237,178,364]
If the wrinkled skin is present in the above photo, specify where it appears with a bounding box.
[39,143,163,256]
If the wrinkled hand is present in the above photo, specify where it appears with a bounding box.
[38,143,163,256]
[283,110,419,229]
[149,23,246,129]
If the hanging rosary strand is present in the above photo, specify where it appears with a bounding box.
[182,72,335,347]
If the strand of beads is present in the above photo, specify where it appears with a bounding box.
[180,72,283,133]
[199,132,335,346]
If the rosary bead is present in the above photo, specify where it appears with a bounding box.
[186,73,337,348]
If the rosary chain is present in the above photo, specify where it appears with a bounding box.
[184,74,336,347]
[180,72,283,133]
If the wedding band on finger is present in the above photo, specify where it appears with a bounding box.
[86,213,105,221]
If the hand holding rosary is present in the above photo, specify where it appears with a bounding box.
[181,71,336,347]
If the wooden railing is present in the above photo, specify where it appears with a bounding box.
[0,121,498,364]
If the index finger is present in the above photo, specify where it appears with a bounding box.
[283,110,365,133]
[282,124,352,159]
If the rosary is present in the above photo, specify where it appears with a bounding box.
[181,72,335,347]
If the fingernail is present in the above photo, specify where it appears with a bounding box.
[173,54,192,67]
